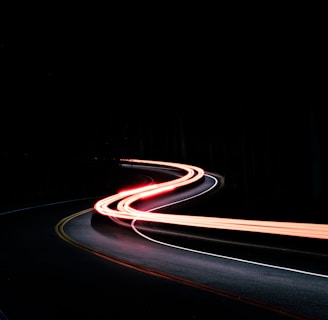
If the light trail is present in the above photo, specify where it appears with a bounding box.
[94,159,328,240]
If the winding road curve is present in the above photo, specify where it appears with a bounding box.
[1,159,328,320]
[60,159,328,320]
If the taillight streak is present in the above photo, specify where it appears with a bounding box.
[94,159,328,240]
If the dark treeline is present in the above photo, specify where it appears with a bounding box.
[101,105,326,222]
[1,72,325,221]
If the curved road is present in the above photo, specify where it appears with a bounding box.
[1,160,327,320]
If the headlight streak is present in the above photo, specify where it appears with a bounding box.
[94,159,328,240]
[128,174,328,279]
[130,220,328,279]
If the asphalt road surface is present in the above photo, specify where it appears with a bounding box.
[1,166,327,320]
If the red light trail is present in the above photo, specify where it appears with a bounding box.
[94,159,328,240]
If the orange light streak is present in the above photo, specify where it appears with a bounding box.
[94,159,328,240]
[119,184,159,197]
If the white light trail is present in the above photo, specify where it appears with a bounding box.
[94,159,328,240]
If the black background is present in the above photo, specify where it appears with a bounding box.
[1,7,326,221]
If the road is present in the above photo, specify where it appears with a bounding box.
[0,160,327,320]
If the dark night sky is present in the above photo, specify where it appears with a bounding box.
[1,9,326,218]
[1,25,323,157]
[1,23,321,145]
[1,9,323,123]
